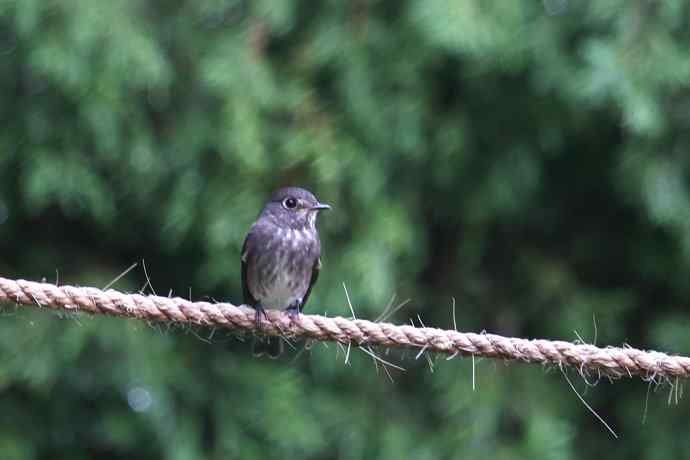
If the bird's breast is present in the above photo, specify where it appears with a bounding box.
[247,228,319,309]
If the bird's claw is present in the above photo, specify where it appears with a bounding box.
[254,305,269,330]
[285,305,300,321]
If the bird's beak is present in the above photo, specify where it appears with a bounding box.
[311,202,331,211]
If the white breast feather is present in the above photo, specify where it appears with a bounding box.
[259,229,311,310]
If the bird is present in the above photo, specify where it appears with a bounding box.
[241,186,330,357]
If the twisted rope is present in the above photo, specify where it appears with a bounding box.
[1,276,688,380]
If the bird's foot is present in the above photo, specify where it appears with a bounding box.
[285,304,300,321]
[254,304,269,330]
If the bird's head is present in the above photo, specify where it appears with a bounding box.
[261,186,330,229]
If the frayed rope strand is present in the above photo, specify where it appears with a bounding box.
[1,276,689,380]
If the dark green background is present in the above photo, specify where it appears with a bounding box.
[2,1,690,458]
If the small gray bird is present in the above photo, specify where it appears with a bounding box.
[241,186,330,357]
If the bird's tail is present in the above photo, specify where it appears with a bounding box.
[252,335,284,359]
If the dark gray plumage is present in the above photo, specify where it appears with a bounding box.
[241,187,330,356]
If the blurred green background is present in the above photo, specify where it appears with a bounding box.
[2,0,690,458]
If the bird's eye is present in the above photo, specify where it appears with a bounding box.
[283,197,298,209]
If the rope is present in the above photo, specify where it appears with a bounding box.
[1,276,688,380]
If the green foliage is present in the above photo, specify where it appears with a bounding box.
[1,1,690,458]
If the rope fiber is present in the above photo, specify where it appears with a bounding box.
[1,276,689,380]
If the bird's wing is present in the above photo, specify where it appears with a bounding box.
[241,233,257,307]
[300,257,321,311]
